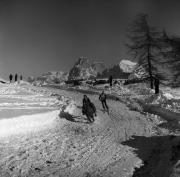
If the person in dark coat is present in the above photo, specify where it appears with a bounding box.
[109,75,113,87]
[9,74,13,83]
[82,95,96,123]
[15,74,18,82]
[154,75,160,94]
[20,75,23,81]
[99,91,109,113]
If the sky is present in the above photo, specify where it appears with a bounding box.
[0,0,180,80]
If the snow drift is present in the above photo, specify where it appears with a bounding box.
[0,110,59,138]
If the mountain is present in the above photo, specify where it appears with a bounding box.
[119,60,137,73]
[97,59,137,79]
[68,57,105,80]
[29,71,69,85]
[40,71,68,83]
[97,64,130,79]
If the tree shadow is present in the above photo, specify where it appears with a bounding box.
[59,111,89,124]
[122,135,180,177]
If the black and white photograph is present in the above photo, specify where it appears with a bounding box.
[0,0,180,176]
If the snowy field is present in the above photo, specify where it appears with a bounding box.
[0,83,60,137]
[0,82,180,177]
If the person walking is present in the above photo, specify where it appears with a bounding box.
[82,95,97,123]
[99,91,109,113]
[15,73,18,82]
[9,74,13,83]
[154,75,160,94]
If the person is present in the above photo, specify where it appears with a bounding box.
[82,95,97,123]
[15,73,18,82]
[9,74,13,83]
[154,75,160,94]
[99,91,109,113]
[109,75,113,87]
[20,75,23,81]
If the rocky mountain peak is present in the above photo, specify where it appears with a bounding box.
[68,57,105,80]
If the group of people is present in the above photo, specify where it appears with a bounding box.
[82,91,109,123]
[9,74,23,83]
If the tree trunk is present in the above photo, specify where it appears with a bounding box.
[147,51,153,89]
[147,33,154,89]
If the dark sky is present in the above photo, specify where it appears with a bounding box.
[0,0,180,79]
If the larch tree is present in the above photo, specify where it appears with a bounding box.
[126,14,161,89]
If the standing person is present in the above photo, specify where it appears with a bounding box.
[109,75,113,87]
[82,95,97,123]
[99,91,109,113]
[154,75,160,94]
[9,74,13,83]
[20,75,23,81]
[15,74,18,82]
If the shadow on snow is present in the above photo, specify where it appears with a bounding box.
[122,135,180,177]
[59,111,89,124]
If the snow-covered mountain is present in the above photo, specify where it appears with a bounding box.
[119,60,137,73]
[29,71,69,85]
[40,71,68,82]
[68,57,105,80]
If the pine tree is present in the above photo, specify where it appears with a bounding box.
[126,14,161,89]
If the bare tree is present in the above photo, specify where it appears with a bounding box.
[126,14,161,89]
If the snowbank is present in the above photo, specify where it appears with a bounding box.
[163,92,174,100]
[64,101,77,115]
[0,110,59,138]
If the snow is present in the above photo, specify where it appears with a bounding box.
[0,84,62,138]
[0,110,59,138]
[162,87,180,99]
[162,92,174,100]
[0,78,8,83]
[64,101,77,114]
[120,59,137,66]
[119,59,137,73]
[0,82,179,176]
